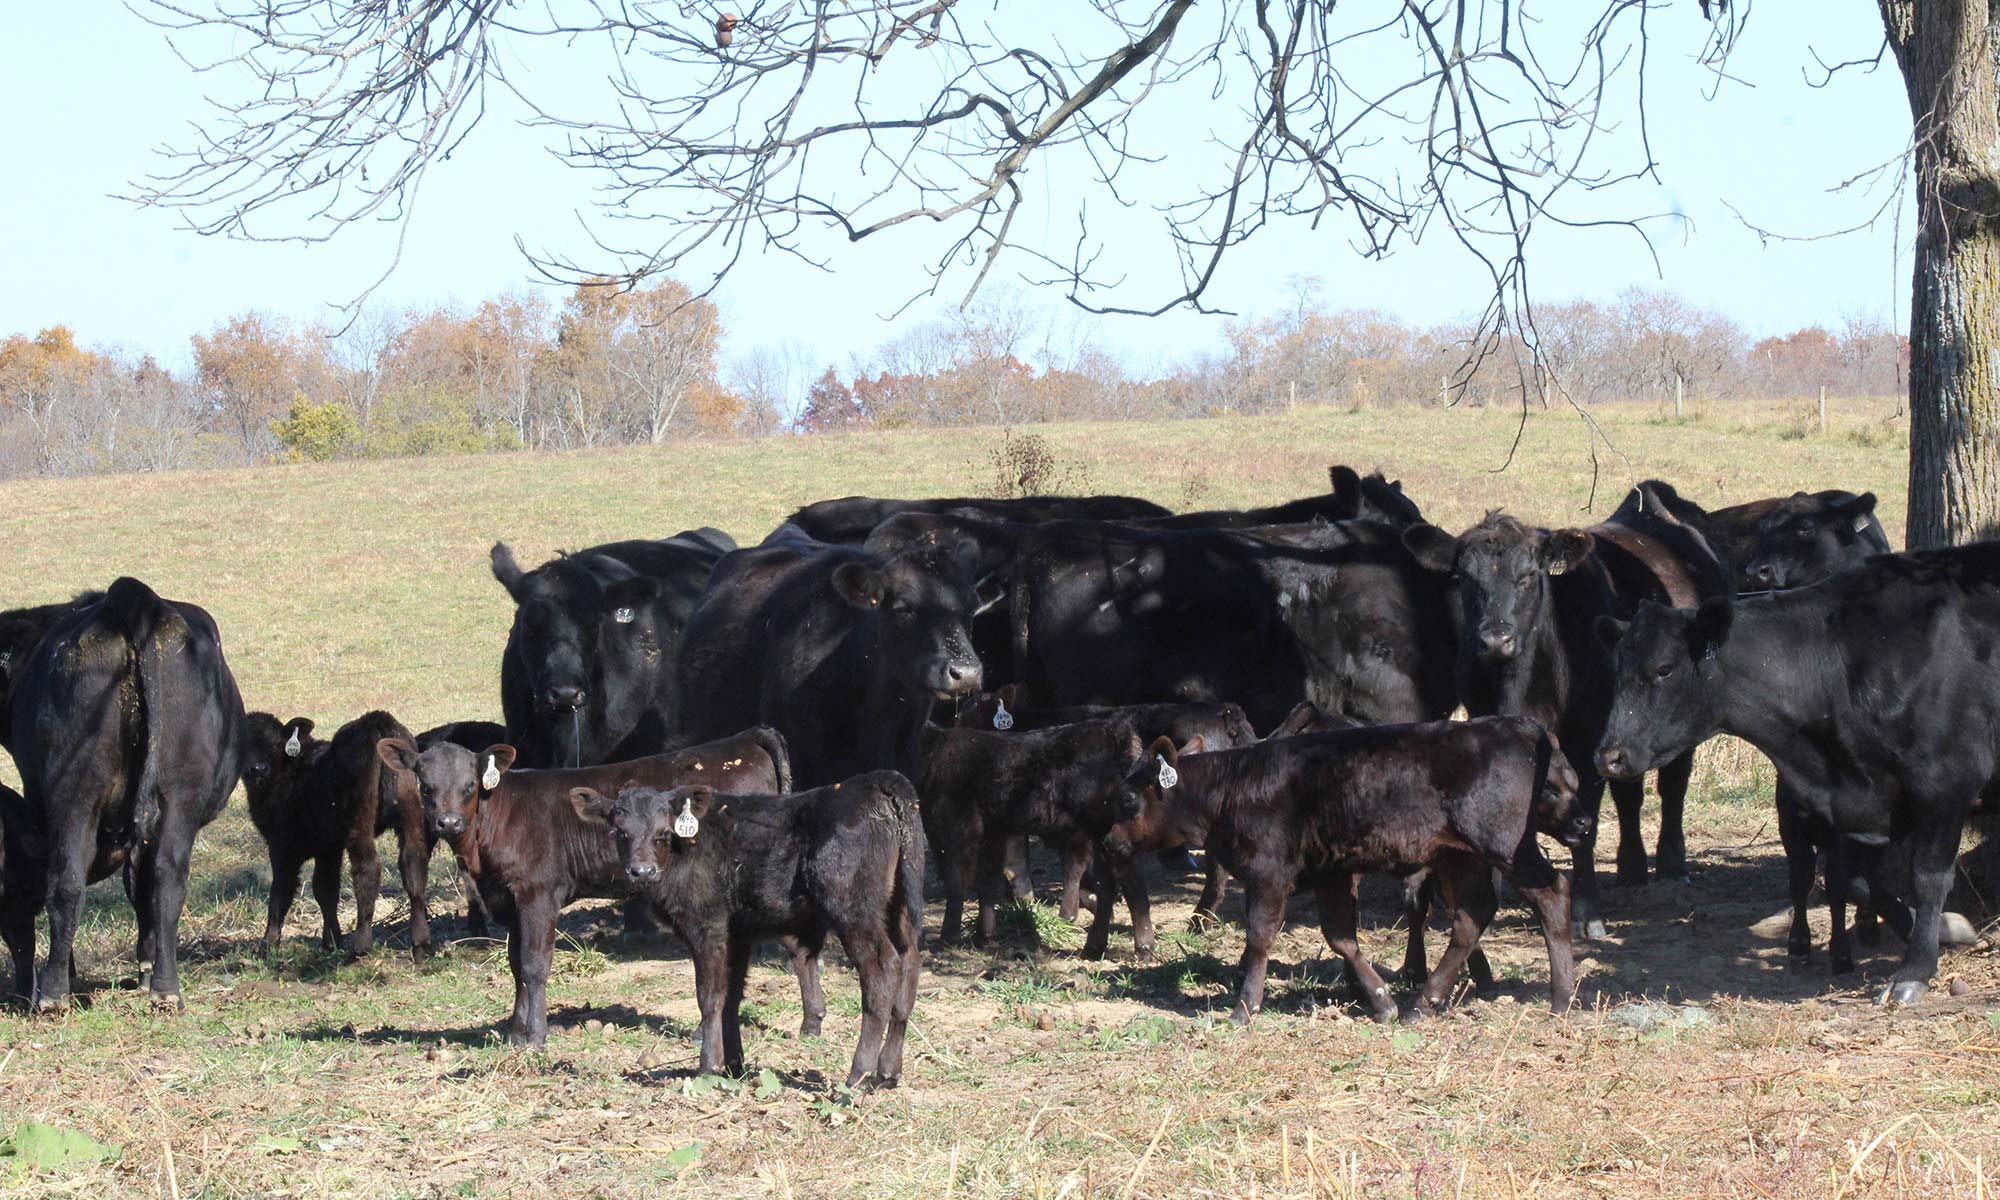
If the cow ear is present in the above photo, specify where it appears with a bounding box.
[1835,491,1878,532]
[481,745,519,790]
[677,785,717,819]
[1329,465,1362,511]
[998,683,1019,708]
[1687,597,1735,661]
[287,717,315,740]
[1181,735,1206,756]
[375,737,418,773]
[1147,734,1179,766]
[605,577,657,624]
[1401,523,1458,573]
[1594,614,1629,653]
[490,542,528,600]
[569,787,615,822]
[1544,529,1595,576]
[832,562,888,609]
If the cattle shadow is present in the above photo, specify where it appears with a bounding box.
[291,1001,695,1051]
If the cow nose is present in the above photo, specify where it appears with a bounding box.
[436,814,466,835]
[627,863,661,884]
[1595,745,1631,780]
[547,685,586,710]
[1478,627,1518,659]
[1750,562,1775,587]
[944,661,982,692]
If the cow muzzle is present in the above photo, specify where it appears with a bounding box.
[435,814,466,837]
[932,658,983,699]
[544,685,587,711]
[1477,625,1519,661]
[627,863,662,884]
[1594,744,1639,781]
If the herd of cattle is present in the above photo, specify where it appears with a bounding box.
[0,464,1991,1090]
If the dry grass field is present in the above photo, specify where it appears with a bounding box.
[3,396,1997,1199]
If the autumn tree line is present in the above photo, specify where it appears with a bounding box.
[0,277,1906,481]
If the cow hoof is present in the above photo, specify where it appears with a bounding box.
[410,943,433,966]
[1830,955,1855,977]
[1941,912,1979,947]
[255,941,277,961]
[1786,948,1811,970]
[1134,947,1156,964]
[1370,1005,1400,1025]
[32,996,67,1015]
[1877,980,1926,1007]
[798,1020,824,1040]
[149,992,183,1012]
[1229,1008,1254,1028]
[871,1073,900,1091]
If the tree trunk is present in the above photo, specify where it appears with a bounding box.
[1886,2,2000,548]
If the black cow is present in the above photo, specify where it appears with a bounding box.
[1402,481,1729,936]
[952,686,1257,920]
[375,727,789,1045]
[571,773,924,1088]
[918,719,1151,958]
[1138,467,1423,531]
[1593,546,2000,1004]
[493,530,734,770]
[366,719,507,961]
[679,529,985,786]
[0,579,244,1011]
[1100,718,1587,1023]
[1704,490,1889,591]
[1011,514,1454,734]
[787,493,1169,544]
[240,710,410,957]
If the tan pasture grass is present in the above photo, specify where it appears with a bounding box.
[4,399,1994,1199]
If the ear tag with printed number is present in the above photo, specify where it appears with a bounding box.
[1546,560,1567,576]
[1156,755,1179,790]
[284,729,302,758]
[613,606,635,624]
[482,758,502,790]
[674,798,701,839]
[992,698,1014,731]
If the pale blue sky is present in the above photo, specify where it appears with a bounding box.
[2,5,1914,380]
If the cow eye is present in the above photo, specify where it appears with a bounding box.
[1653,663,1674,681]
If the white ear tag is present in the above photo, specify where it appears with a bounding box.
[992,698,1014,731]
[1156,755,1179,790]
[481,758,502,790]
[1853,515,1870,534]
[613,606,635,624]
[673,798,701,839]
[284,729,302,758]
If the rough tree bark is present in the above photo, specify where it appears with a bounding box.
[1884,2,2000,548]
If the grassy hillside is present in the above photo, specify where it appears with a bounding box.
[5,396,1996,1200]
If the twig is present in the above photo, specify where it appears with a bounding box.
[1118,1105,1173,1200]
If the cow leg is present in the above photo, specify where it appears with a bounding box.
[783,931,827,1038]
[141,821,196,1009]
[1775,782,1817,965]
[619,897,660,942]
[973,834,1009,948]
[1652,752,1693,882]
[936,841,973,946]
[130,844,159,987]
[1825,830,1855,976]
[1191,858,1230,930]
[1314,874,1397,1023]
[1059,836,1092,922]
[1568,776,1610,939]
[397,827,434,963]
[874,904,921,1089]
[1509,843,1576,1015]
[843,927,899,1091]
[1105,846,1154,961]
[1004,835,1034,901]
[346,835,381,958]
[1609,777,1649,887]
[34,809,97,1012]
[261,852,304,955]
[1879,814,1966,1007]
[1082,852,1120,961]
[505,900,558,1047]
[309,854,343,952]
[1397,872,1432,985]
[461,864,493,939]
[723,938,752,1077]
[687,936,729,1075]
[1420,856,1499,1014]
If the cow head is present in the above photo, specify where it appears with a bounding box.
[1531,733,1592,847]
[1592,598,1734,781]
[240,713,316,794]
[375,738,517,839]
[1742,491,1882,591]
[1331,465,1424,527]
[831,540,985,701]
[570,783,714,884]
[1404,513,1594,663]
[492,542,664,767]
[1102,734,1206,855]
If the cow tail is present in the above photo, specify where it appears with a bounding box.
[749,724,793,794]
[887,776,926,952]
[104,577,172,845]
